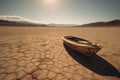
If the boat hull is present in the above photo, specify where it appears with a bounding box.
[62,36,101,57]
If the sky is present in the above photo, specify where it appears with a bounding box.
[0,0,120,24]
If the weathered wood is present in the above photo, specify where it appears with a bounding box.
[62,36,101,57]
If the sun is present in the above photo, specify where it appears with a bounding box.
[44,0,58,5]
[41,0,61,10]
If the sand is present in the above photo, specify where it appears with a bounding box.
[0,26,120,80]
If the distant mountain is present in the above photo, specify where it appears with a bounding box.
[79,19,120,27]
[47,23,78,27]
[1,17,120,27]
[0,19,46,27]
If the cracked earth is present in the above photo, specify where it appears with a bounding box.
[0,27,120,80]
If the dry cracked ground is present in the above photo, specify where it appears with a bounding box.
[0,27,120,80]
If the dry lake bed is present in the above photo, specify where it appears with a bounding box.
[0,27,120,80]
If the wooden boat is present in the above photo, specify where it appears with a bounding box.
[62,36,101,56]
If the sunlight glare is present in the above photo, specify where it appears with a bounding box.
[42,0,61,11]
[44,0,58,5]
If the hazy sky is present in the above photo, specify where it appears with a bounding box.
[0,0,120,24]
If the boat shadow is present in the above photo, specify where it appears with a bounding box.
[63,43,120,78]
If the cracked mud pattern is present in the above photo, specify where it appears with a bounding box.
[0,27,120,80]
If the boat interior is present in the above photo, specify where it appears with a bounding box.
[65,36,91,45]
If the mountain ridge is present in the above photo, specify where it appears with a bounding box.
[79,19,120,27]
[0,19,46,27]
[0,19,120,27]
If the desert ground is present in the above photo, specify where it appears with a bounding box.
[0,26,120,80]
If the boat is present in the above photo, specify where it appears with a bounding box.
[62,36,101,57]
